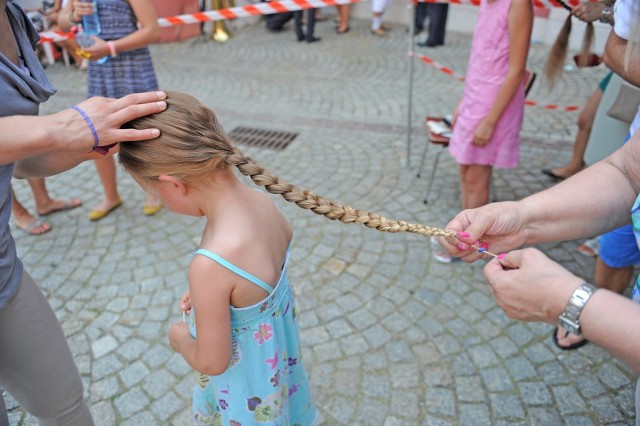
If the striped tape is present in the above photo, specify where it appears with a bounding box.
[410,52,582,112]
[40,0,596,42]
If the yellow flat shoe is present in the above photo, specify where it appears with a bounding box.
[88,199,122,221]
[143,204,162,216]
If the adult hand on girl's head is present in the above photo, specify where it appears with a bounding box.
[484,248,584,324]
[60,91,167,154]
[440,201,529,262]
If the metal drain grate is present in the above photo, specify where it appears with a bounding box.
[228,127,297,151]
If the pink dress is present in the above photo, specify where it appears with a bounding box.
[448,0,525,168]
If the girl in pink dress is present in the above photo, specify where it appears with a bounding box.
[436,0,533,263]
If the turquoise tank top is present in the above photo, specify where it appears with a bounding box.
[186,246,316,425]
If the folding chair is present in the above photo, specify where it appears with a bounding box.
[416,70,536,205]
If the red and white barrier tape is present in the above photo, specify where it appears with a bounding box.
[416,0,592,9]
[410,52,582,112]
[410,52,465,81]
[38,0,595,42]
[158,0,360,26]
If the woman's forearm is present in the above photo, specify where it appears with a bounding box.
[520,159,636,244]
[580,289,640,374]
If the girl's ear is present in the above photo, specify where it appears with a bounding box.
[159,175,187,195]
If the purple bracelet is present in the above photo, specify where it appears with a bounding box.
[71,105,113,155]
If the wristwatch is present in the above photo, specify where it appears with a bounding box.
[599,2,613,24]
[558,282,598,336]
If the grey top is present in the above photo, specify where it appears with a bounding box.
[0,1,55,308]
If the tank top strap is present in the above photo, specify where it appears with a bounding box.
[192,249,274,294]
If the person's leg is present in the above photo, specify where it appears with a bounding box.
[26,178,81,216]
[371,0,387,34]
[460,164,492,209]
[0,393,8,426]
[414,3,427,34]
[545,86,603,179]
[336,4,351,33]
[0,272,93,425]
[435,164,492,263]
[89,157,122,220]
[555,225,637,348]
[305,8,319,42]
[293,10,304,41]
[433,4,448,45]
[10,185,51,235]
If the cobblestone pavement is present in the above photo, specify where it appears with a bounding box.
[7,16,636,425]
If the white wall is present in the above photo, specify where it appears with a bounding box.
[347,2,612,52]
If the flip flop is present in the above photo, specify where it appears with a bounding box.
[541,168,568,181]
[551,326,588,350]
[143,203,162,216]
[38,198,82,216]
[16,218,52,236]
[88,198,123,221]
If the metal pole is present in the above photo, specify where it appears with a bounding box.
[406,0,416,168]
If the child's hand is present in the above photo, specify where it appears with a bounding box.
[82,37,109,60]
[72,0,94,17]
[179,290,192,313]
[472,119,495,146]
[168,321,190,353]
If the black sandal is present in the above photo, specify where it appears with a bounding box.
[551,327,589,350]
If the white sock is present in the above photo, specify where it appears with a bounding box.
[372,16,382,30]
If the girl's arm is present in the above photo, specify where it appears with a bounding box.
[105,0,161,54]
[169,257,233,376]
[472,0,533,146]
[59,0,161,59]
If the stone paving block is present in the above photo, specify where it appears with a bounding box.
[114,388,150,419]
[119,361,151,388]
[480,366,514,392]
[90,376,121,403]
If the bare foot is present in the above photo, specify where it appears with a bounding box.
[553,326,587,350]
[14,214,52,235]
[37,198,82,216]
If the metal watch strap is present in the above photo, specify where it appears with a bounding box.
[599,3,612,24]
[558,283,597,336]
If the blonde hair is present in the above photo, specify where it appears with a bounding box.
[544,15,594,85]
[118,92,455,239]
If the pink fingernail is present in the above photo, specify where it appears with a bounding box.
[480,242,489,249]
[498,253,506,260]
[457,231,470,238]
[457,244,467,250]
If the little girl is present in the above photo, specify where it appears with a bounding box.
[119,92,317,425]
[58,0,162,219]
[119,92,453,424]
[436,0,533,263]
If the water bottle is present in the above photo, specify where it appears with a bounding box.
[78,0,108,64]
[81,0,101,36]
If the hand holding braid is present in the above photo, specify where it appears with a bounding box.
[224,148,457,240]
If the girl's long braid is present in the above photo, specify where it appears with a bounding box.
[224,147,457,240]
[545,14,572,85]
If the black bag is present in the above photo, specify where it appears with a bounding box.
[265,11,293,32]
